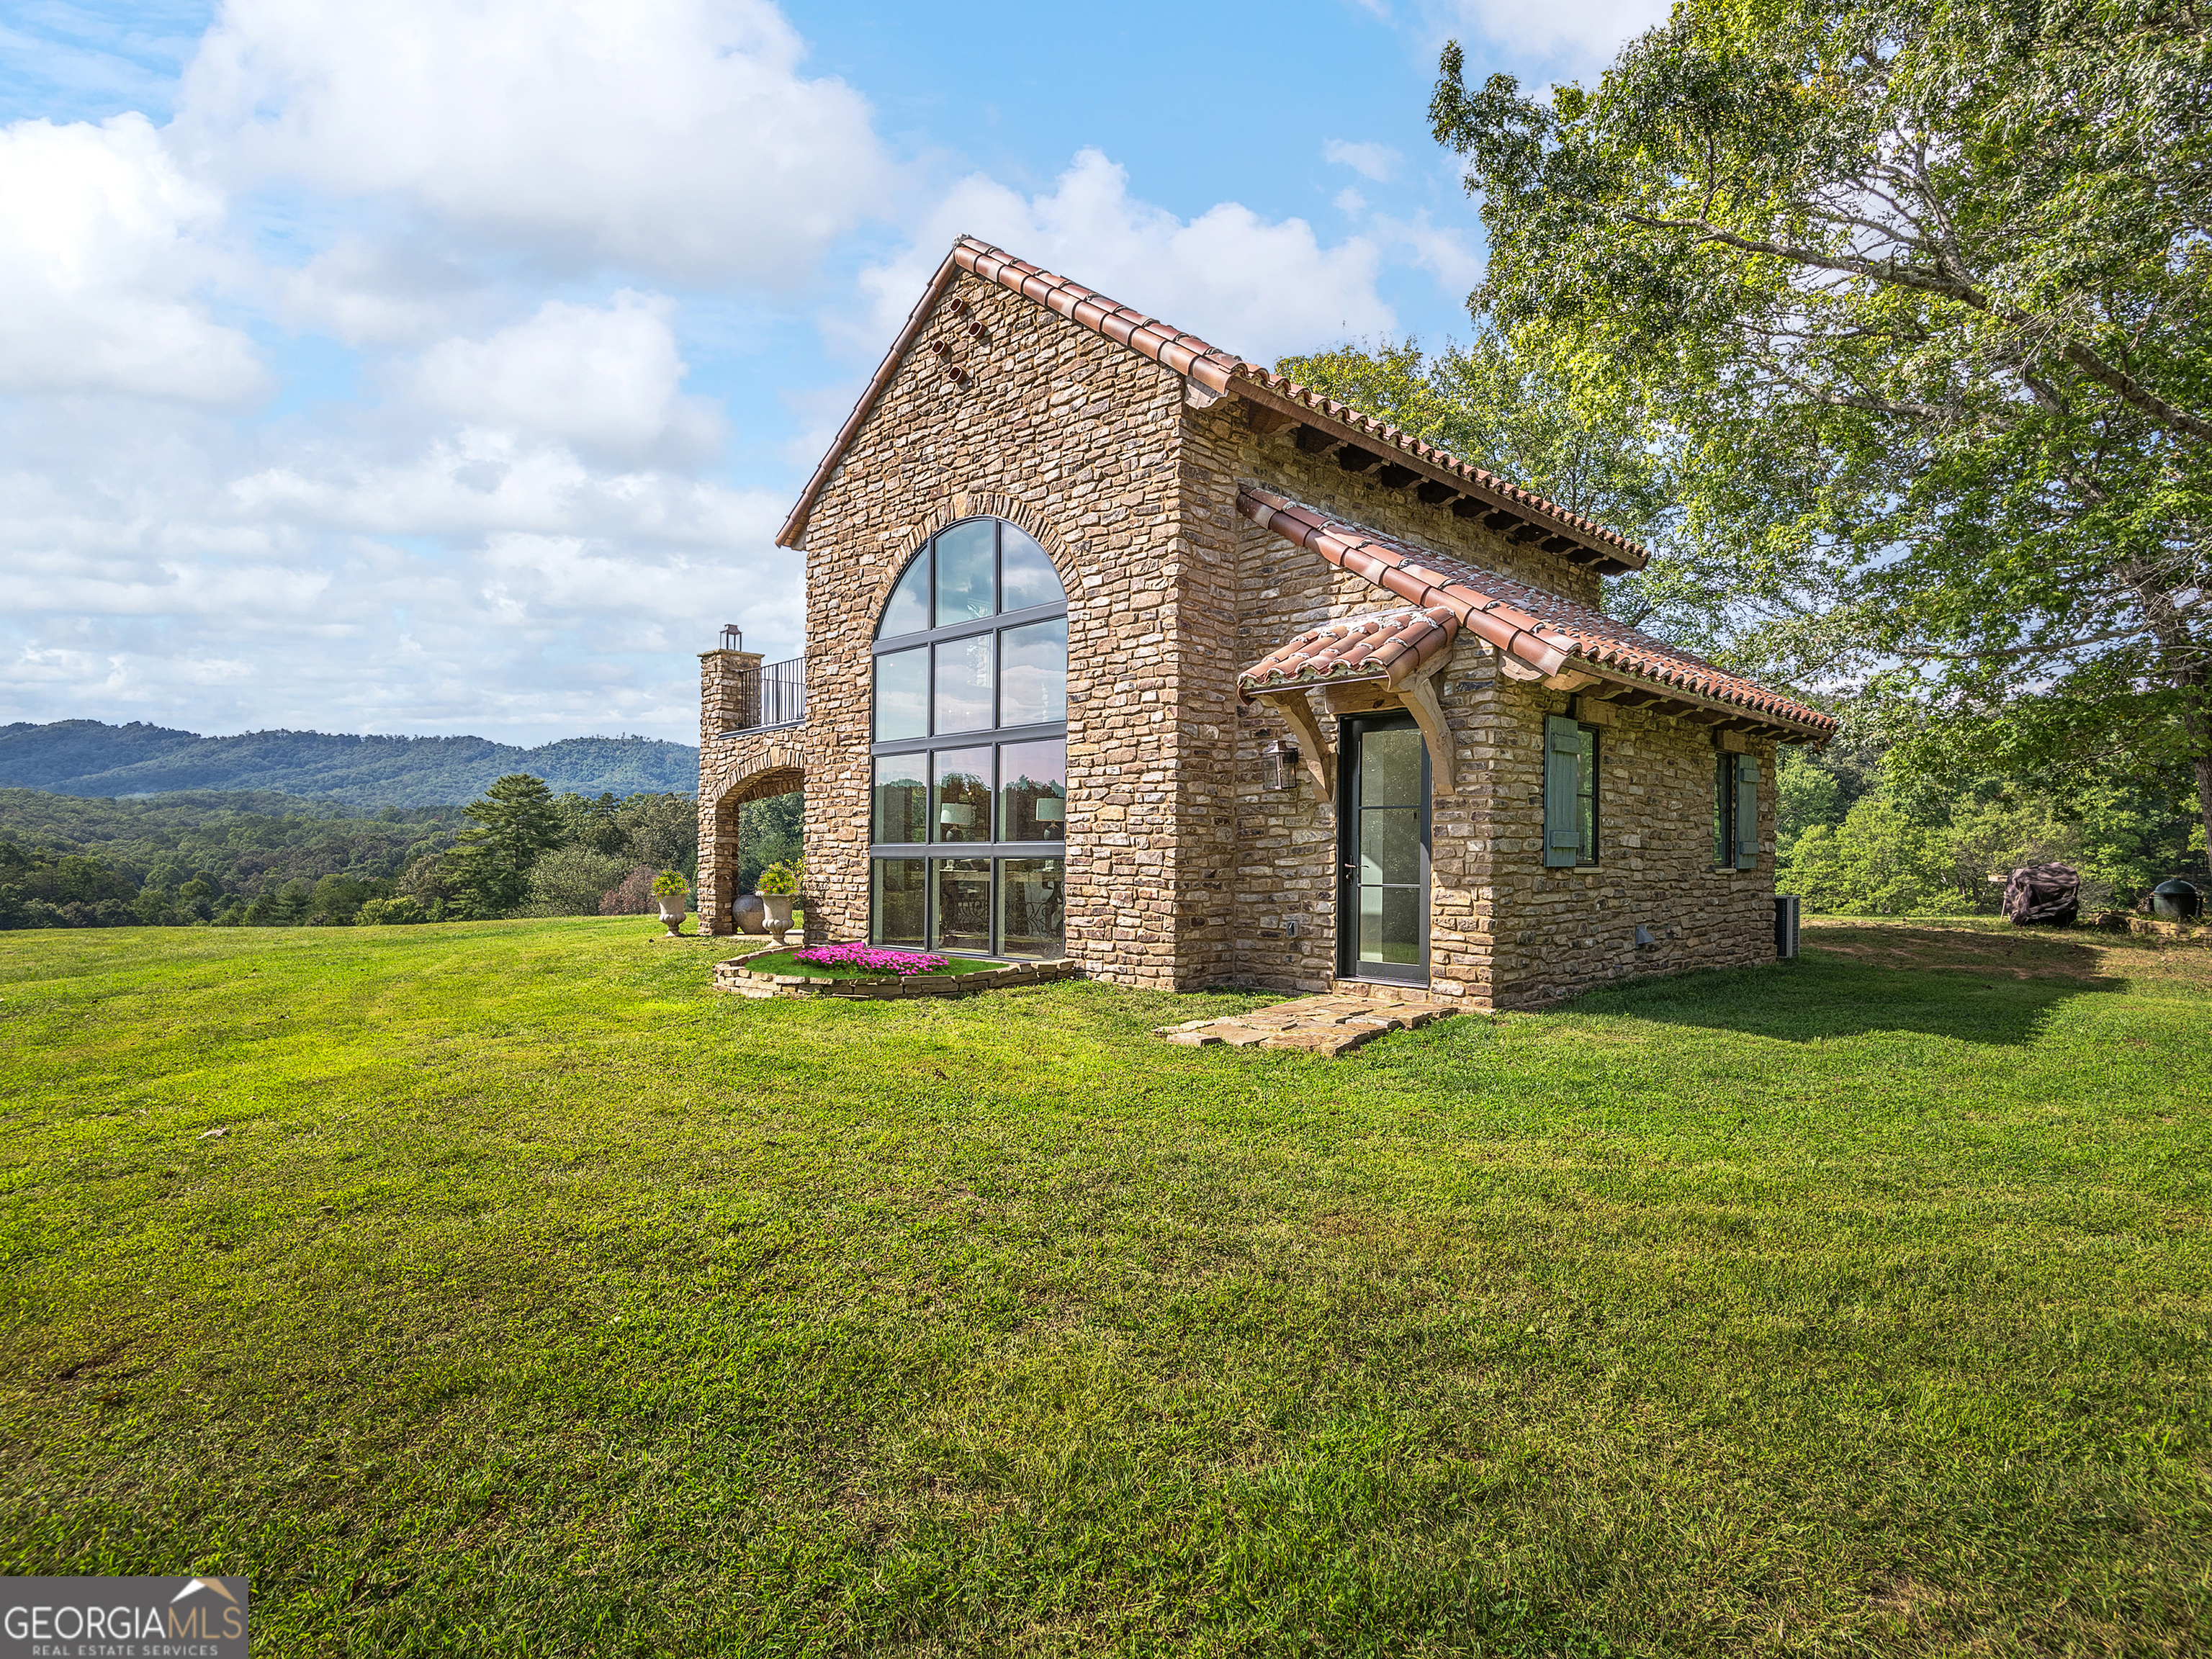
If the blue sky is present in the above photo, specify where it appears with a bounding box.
[0,0,1665,745]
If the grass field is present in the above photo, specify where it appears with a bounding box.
[2,917,2207,1655]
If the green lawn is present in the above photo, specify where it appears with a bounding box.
[1,917,2206,1655]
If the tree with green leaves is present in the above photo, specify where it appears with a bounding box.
[1429,0,2212,853]
[1278,334,1760,660]
[445,773,565,919]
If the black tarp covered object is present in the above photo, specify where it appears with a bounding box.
[2002,863,2080,926]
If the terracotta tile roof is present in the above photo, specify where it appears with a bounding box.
[1238,607,1460,701]
[1239,486,1839,740]
[777,235,1648,570]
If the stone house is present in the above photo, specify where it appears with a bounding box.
[698,236,1837,1008]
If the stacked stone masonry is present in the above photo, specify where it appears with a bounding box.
[698,246,1814,1009]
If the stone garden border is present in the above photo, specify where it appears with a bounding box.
[713,945,1084,1000]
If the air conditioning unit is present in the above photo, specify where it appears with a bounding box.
[1774,894,1801,959]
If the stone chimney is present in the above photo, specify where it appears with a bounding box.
[700,647,764,745]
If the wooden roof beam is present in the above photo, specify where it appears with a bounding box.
[1243,400,1300,436]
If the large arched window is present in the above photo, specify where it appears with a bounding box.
[870,517,1066,957]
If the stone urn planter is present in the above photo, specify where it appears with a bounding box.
[756,858,802,948]
[649,871,691,938]
[732,894,768,935]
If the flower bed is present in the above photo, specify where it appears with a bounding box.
[713,945,1081,1000]
[790,943,949,976]
[739,945,997,982]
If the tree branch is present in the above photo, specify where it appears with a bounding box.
[1614,208,2212,445]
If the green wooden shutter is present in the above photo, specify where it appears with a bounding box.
[1545,715,1581,868]
[1733,755,1761,869]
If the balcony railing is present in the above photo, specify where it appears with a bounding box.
[728,655,806,732]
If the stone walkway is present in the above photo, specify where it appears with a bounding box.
[1154,994,1459,1057]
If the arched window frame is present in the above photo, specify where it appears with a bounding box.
[868,517,1068,958]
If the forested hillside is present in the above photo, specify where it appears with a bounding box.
[0,790,465,929]
[0,721,698,806]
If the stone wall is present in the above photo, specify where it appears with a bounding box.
[780,269,1201,985]
[1179,396,1780,1005]
[731,271,1784,1000]
[696,647,807,935]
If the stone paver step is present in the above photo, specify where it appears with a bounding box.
[1153,994,1460,1056]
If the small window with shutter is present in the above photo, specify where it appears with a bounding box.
[1714,751,1761,869]
[1732,753,1761,870]
[1543,714,1599,868]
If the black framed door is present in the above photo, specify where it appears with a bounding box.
[1338,714,1430,983]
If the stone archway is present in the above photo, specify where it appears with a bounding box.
[698,741,805,935]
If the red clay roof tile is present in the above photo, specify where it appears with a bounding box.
[1239,487,1838,739]
[1238,606,1462,701]
[778,235,1652,568]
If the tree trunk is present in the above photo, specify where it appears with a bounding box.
[2180,661,2212,875]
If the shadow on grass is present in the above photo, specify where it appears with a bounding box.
[1560,929,2128,1046]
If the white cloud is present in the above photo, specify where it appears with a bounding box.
[0,113,264,400]
[275,233,482,348]
[1323,139,1401,182]
[410,293,722,460]
[0,398,796,742]
[1372,213,1487,300]
[1428,0,1671,60]
[226,428,769,545]
[859,149,1393,367]
[175,0,892,284]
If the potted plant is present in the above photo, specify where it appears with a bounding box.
[757,858,801,943]
[650,869,691,937]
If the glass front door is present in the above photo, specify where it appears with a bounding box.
[1339,716,1429,982]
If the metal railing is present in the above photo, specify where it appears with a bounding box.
[730,655,806,731]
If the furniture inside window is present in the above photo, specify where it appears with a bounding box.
[869,518,1067,956]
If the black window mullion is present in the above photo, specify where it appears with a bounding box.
[989,745,1002,955]
[870,842,1061,858]
[871,516,1069,961]
[869,600,1066,655]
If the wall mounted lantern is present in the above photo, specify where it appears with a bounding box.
[1260,737,1300,792]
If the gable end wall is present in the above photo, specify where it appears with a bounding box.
[786,270,1222,987]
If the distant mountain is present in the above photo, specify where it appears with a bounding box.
[0,720,700,808]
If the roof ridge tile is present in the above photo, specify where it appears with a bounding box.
[777,233,1654,569]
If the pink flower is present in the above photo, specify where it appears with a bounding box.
[791,943,950,976]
